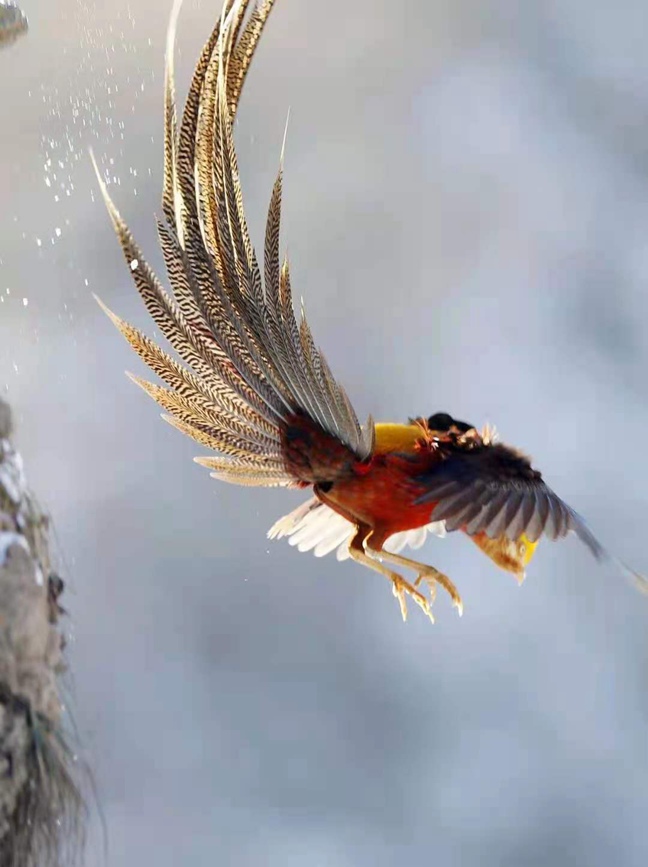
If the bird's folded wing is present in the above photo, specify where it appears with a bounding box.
[93,0,373,488]
[268,497,446,561]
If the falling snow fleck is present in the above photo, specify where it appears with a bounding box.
[130,258,138,271]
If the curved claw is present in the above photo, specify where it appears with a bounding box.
[391,580,409,622]
[414,569,463,617]
[391,576,435,624]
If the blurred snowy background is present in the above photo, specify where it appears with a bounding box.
[1,0,648,864]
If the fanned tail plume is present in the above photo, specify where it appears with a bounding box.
[93,0,373,489]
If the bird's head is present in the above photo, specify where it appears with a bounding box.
[426,412,475,436]
[424,412,499,447]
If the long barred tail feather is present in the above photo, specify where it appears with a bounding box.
[94,0,373,488]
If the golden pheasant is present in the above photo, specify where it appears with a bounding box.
[93,0,645,623]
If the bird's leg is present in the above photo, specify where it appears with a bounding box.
[364,541,464,617]
[346,526,434,623]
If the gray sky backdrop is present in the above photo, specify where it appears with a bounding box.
[1,1,648,864]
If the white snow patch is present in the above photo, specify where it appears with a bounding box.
[0,531,29,565]
[0,439,26,505]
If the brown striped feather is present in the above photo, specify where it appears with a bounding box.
[95,0,373,494]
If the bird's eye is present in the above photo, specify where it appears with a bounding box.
[518,542,527,557]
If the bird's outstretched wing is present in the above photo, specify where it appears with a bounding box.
[92,0,373,488]
[415,441,648,591]
[268,497,447,561]
[415,443,595,544]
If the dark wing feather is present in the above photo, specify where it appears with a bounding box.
[93,0,373,488]
[416,440,648,593]
[416,442,612,554]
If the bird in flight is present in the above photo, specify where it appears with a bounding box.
[93,0,645,623]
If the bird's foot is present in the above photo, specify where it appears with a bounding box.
[391,574,435,624]
[414,566,463,617]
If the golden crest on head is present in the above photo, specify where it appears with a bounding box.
[373,423,423,454]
